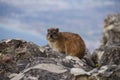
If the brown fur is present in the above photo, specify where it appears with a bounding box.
[47,28,86,58]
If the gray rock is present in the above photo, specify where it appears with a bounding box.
[91,14,120,80]
[100,14,120,47]
[0,39,93,80]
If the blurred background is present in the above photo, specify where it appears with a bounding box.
[0,0,120,52]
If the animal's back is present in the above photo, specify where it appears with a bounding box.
[60,32,81,39]
[60,32,86,58]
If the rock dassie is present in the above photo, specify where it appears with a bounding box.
[47,28,86,58]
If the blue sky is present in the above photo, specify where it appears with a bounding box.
[0,0,120,51]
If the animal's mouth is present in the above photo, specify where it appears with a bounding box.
[47,34,58,42]
[47,37,55,42]
[47,35,51,39]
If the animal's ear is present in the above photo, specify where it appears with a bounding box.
[56,28,59,32]
[47,29,50,32]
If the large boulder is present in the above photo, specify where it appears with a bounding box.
[91,14,120,80]
[0,39,94,80]
[0,39,44,79]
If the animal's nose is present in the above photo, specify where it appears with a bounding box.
[50,34,53,38]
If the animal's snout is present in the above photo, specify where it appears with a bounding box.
[50,34,53,38]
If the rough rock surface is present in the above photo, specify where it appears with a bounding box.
[0,39,94,80]
[0,14,120,80]
[91,14,120,80]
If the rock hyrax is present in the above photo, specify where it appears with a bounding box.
[47,28,86,58]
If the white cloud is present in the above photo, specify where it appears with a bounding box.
[0,0,115,12]
[0,0,115,20]
[0,0,116,50]
[68,0,115,10]
[0,0,70,12]
[0,17,44,37]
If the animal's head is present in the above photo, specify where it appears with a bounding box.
[47,28,59,41]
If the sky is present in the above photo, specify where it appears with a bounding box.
[0,0,120,52]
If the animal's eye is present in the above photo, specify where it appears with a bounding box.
[47,29,50,32]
